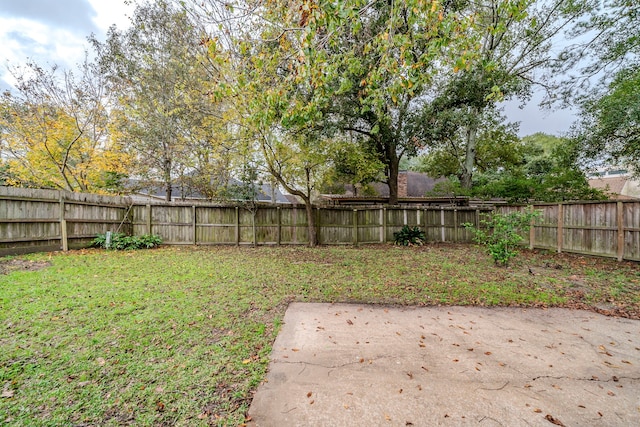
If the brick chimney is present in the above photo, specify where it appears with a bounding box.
[398,172,408,198]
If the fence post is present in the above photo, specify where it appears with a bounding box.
[440,207,445,242]
[382,208,388,243]
[424,208,428,239]
[617,201,624,261]
[557,203,563,253]
[353,209,358,246]
[379,208,384,243]
[146,204,152,235]
[316,207,322,245]
[235,206,240,246]
[192,205,197,245]
[59,193,68,251]
[529,204,535,250]
[277,206,282,246]
[403,208,408,225]
[453,208,458,242]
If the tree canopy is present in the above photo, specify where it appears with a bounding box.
[1,0,637,209]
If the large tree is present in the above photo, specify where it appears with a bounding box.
[424,0,592,189]
[95,0,232,201]
[301,0,477,204]
[0,59,128,192]
[567,1,640,173]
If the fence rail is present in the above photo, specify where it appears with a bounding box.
[1,187,639,261]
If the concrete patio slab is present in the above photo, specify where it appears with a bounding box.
[248,303,640,426]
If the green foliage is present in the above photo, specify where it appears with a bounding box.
[464,210,540,266]
[416,133,607,202]
[92,233,162,250]
[393,225,426,246]
[575,67,640,175]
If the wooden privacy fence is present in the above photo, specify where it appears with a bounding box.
[499,201,640,262]
[0,187,132,255]
[0,186,487,255]
[131,203,487,246]
[2,186,639,261]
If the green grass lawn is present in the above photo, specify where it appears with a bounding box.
[1,244,639,426]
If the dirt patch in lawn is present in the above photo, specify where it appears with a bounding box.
[0,258,51,275]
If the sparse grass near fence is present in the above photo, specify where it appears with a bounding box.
[1,245,639,426]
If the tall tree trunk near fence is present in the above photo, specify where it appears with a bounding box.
[460,108,479,190]
[304,199,318,247]
[387,150,400,205]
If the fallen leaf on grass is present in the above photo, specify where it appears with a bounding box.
[242,359,251,364]
[1,390,14,398]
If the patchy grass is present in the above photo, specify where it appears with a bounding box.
[1,244,638,426]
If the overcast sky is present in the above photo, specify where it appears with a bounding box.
[0,0,578,137]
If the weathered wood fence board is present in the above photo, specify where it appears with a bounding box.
[499,201,640,262]
[2,186,640,261]
[0,187,130,255]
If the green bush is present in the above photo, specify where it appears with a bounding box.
[393,225,426,246]
[92,233,162,250]
[464,210,540,266]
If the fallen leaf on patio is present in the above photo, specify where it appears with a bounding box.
[347,319,353,325]
[534,408,542,413]
[291,348,299,352]
[385,414,391,421]
[484,351,492,356]
[607,391,615,396]
[307,392,312,398]
[309,400,314,405]
[545,414,565,426]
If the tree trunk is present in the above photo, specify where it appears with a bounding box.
[387,156,400,205]
[165,181,172,202]
[163,157,172,202]
[303,199,318,247]
[461,109,479,190]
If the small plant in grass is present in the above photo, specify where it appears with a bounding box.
[92,232,162,250]
[464,210,540,266]
[394,225,426,246]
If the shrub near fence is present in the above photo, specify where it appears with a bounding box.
[2,186,639,261]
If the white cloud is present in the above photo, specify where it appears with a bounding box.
[0,0,133,91]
